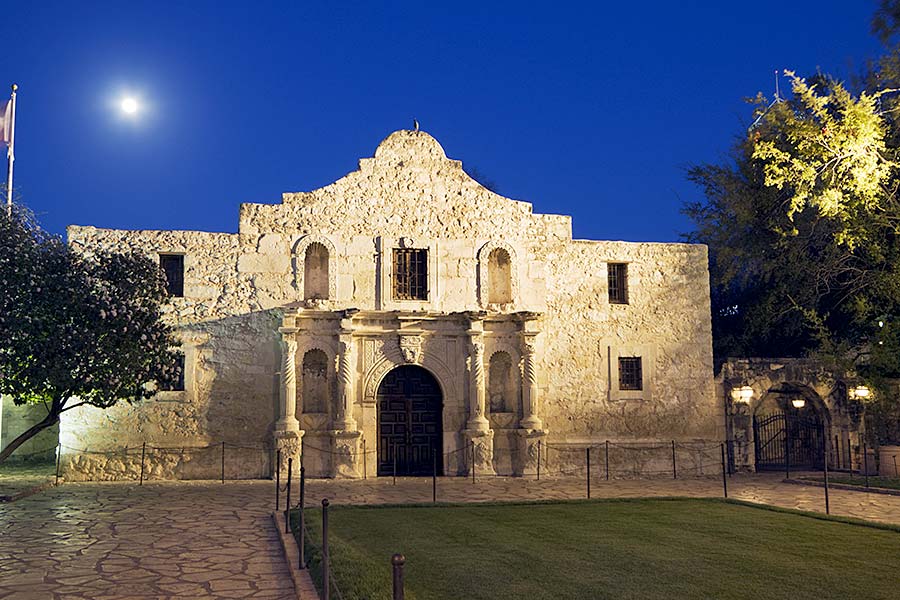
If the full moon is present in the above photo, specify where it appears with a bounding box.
[121,97,139,114]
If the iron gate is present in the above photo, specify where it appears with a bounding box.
[753,412,824,471]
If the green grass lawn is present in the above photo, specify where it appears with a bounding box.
[291,498,900,600]
[801,474,900,491]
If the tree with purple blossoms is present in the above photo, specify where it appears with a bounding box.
[0,204,181,463]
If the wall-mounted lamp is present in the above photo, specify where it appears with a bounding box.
[791,398,807,409]
[851,386,871,400]
[730,385,754,403]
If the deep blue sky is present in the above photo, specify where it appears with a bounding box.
[0,1,887,242]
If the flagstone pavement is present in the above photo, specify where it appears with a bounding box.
[2,473,900,599]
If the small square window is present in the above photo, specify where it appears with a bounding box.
[608,262,628,304]
[392,248,428,300]
[159,254,184,297]
[159,353,185,392]
[618,357,642,391]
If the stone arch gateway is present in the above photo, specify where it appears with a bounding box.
[376,365,443,476]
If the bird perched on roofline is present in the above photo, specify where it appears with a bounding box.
[413,118,419,132]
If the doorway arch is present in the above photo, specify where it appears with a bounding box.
[752,384,827,471]
[376,365,443,476]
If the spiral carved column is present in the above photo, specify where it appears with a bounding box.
[334,338,357,432]
[275,336,302,478]
[465,331,495,475]
[520,336,543,430]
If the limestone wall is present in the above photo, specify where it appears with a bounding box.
[540,240,718,442]
[62,129,719,480]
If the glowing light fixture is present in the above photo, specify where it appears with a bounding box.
[791,398,806,409]
[120,97,139,115]
[730,385,754,403]
[851,386,871,400]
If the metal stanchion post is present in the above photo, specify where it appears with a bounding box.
[285,457,293,533]
[299,465,306,569]
[586,447,591,499]
[55,443,62,486]
[605,440,610,481]
[822,428,830,515]
[537,439,541,481]
[392,553,406,600]
[276,450,281,511]
[471,441,476,484]
[322,499,330,600]
[893,455,898,478]
[671,440,677,479]
[784,427,791,480]
[363,438,367,480]
[299,465,306,509]
[848,438,853,479]
[864,442,870,488]
[139,442,146,485]
[393,445,397,486]
[299,503,306,569]
[721,443,728,498]
[221,441,225,484]
[432,448,437,503]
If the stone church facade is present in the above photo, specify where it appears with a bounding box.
[61,130,720,480]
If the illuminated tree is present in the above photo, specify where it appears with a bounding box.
[0,204,181,463]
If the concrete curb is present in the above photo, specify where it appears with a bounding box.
[273,511,320,600]
[785,478,900,497]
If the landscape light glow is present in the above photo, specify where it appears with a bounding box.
[851,386,871,399]
[730,385,754,403]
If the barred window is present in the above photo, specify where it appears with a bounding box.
[159,254,184,297]
[393,248,428,300]
[618,357,642,391]
[608,262,628,304]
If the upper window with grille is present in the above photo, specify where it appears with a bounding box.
[608,262,628,304]
[618,356,642,391]
[159,254,184,297]
[393,248,428,300]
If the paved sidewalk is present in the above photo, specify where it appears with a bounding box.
[0,481,296,599]
[303,472,900,525]
[2,473,899,600]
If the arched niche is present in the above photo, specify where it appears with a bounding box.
[488,350,516,413]
[477,241,519,309]
[293,235,338,302]
[301,348,331,414]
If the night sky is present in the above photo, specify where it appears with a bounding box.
[0,1,886,242]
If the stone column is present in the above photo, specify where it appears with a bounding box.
[334,338,358,431]
[465,325,495,474]
[331,317,361,478]
[466,337,490,432]
[515,333,546,475]
[274,335,303,478]
[520,335,543,431]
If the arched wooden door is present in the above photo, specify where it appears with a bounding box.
[377,365,443,476]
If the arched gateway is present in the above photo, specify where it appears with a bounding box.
[377,365,443,476]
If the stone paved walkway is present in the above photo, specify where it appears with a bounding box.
[0,481,296,599]
[3,473,900,600]
[303,472,900,526]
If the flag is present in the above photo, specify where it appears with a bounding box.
[0,99,10,145]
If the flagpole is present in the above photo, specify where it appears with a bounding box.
[6,83,17,215]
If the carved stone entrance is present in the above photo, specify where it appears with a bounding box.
[377,365,443,476]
